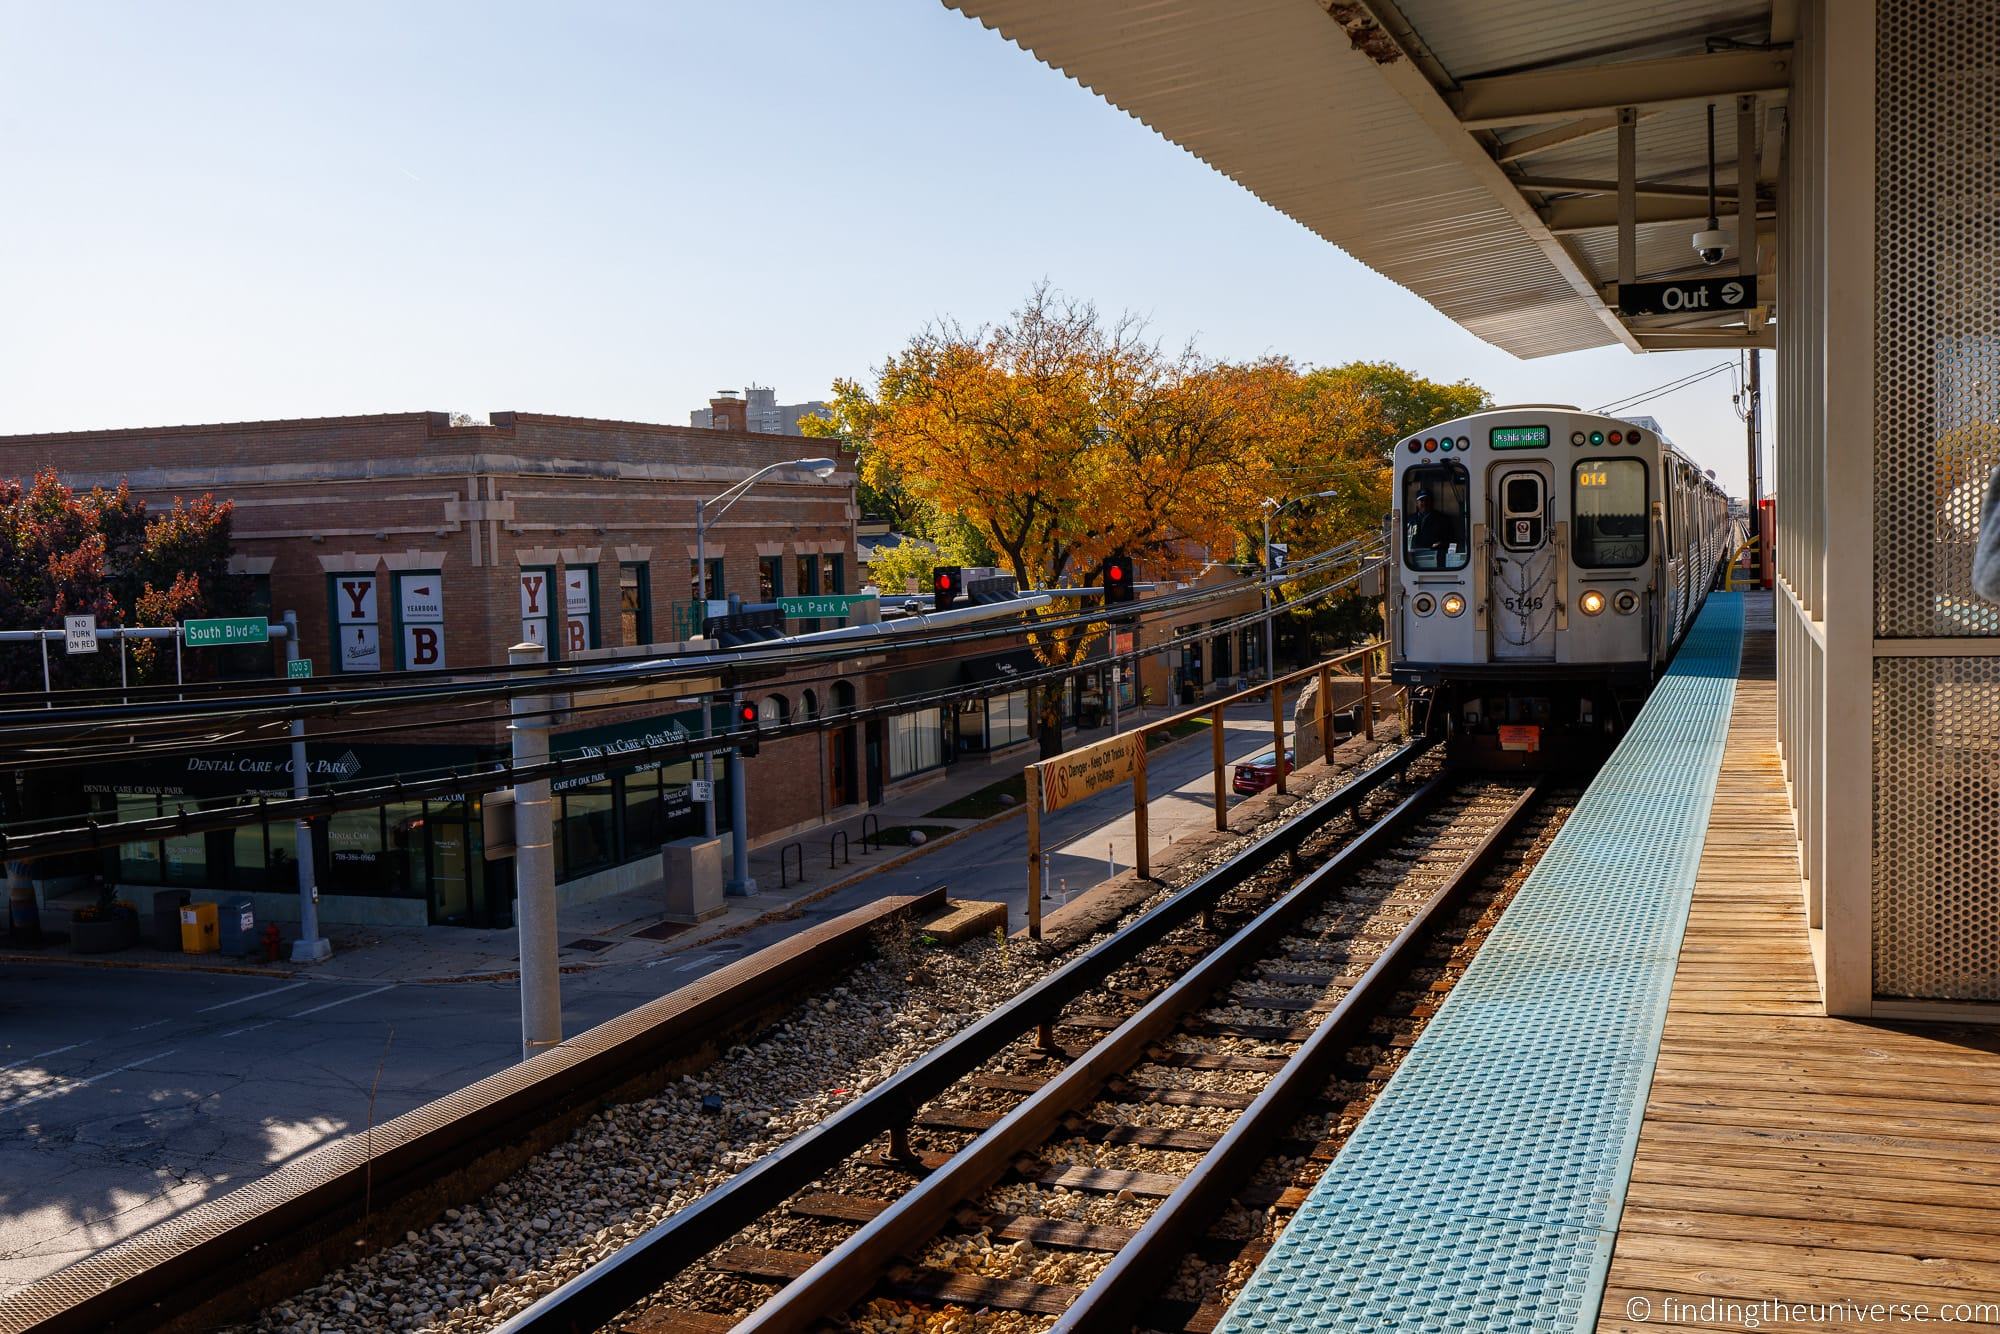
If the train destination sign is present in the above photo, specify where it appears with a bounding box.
[183,615,269,648]
[1617,274,1757,316]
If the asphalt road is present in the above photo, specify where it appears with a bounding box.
[0,703,1294,1294]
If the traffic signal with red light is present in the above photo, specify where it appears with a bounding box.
[735,698,761,757]
[932,565,961,609]
[1102,553,1136,606]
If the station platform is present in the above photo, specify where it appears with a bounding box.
[1218,592,2000,1332]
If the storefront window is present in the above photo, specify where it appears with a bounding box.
[956,698,987,753]
[623,767,665,852]
[559,778,618,881]
[329,806,388,892]
[988,690,1031,749]
[889,708,946,779]
[385,800,429,899]
[231,818,272,891]
[163,806,208,886]
[115,793,162,884]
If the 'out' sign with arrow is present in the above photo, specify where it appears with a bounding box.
[1618,275,1756,316]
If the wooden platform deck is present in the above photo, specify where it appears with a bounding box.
[1598,592,2000,1332]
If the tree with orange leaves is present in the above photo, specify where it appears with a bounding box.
[820,284,1298,750]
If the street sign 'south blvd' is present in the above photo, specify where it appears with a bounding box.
[183,615,270,647]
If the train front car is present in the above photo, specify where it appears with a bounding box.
[1389,406,1729,767]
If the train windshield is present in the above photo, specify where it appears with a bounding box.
[1403,463,1469,571]
[1572,458,1649,567]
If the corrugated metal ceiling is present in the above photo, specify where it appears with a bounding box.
[946,0,1781,359]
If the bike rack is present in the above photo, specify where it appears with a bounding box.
[860,813,882,854]
[779,842,804,889]
[829,830,851,868]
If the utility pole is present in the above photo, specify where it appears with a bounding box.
[727,691,756,895]
[1260,506,1277,681]
[694,498,717,841]
[509,641,561,1062]
[1745,349,1762,540]
[282,612,331,963]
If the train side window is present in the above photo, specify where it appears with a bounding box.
[1402,463,1469,571]
[1573,458,1649,568]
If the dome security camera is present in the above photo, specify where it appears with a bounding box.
[1693,228,1731,265]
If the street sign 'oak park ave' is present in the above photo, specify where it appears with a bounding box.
[1616,274,1757,316]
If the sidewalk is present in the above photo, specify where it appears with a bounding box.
[0,694,1326,985]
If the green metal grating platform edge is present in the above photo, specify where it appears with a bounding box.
[1218,593,1744,1334]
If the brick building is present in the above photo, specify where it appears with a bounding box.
[1,410,871,928]
[0,411,1270,932]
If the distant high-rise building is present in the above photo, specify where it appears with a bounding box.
[691,385,829,435]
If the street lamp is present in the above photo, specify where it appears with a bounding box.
[1259,489,1339,680]
[694,456,839,894]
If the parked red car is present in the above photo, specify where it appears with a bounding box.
[1232,747,1294,795]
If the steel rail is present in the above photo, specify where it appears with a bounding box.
[1054,779,1546,1333]
[729,773,1464,1334]
[492,738,1428,1334]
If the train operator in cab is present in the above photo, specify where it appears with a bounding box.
[1408,489,1457,569]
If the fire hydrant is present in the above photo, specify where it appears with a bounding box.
[262,923,283,962]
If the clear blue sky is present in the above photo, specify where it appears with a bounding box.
[0,0,1771,495]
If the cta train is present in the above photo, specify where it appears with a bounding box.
[1388,406,1731,762]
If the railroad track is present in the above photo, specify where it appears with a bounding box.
[495,756,1572,1334]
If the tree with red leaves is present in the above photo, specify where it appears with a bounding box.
[0,470,241,691]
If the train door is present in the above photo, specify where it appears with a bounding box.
[1488,465,1557,661]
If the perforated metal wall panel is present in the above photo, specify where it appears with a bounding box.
[1874,657,2000,1000]
[1870,1,2000,1003]
[1873,0,2000,638]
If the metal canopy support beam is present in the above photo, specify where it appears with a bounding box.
[1451,48,1792,128]
[1514,174,1714,200]
[1493,112,1640,163]
[1346,3,1642,353]
[1617,108,1637,288]
[1737,94,1760,278]
[1547,195,1767,233]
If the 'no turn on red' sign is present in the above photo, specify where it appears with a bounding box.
[63,616,98,655]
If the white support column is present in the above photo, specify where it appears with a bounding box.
[510,641,562,1058]
[1818,0,1876,1017]
[283,612,332,964]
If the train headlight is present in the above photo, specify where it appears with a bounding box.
[1412,593,1437,617]
[1440,593,1466,618]
[1579,589,1607,616]
[1614,590,1640,615]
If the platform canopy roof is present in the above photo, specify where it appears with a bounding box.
[946,0,1792,358]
